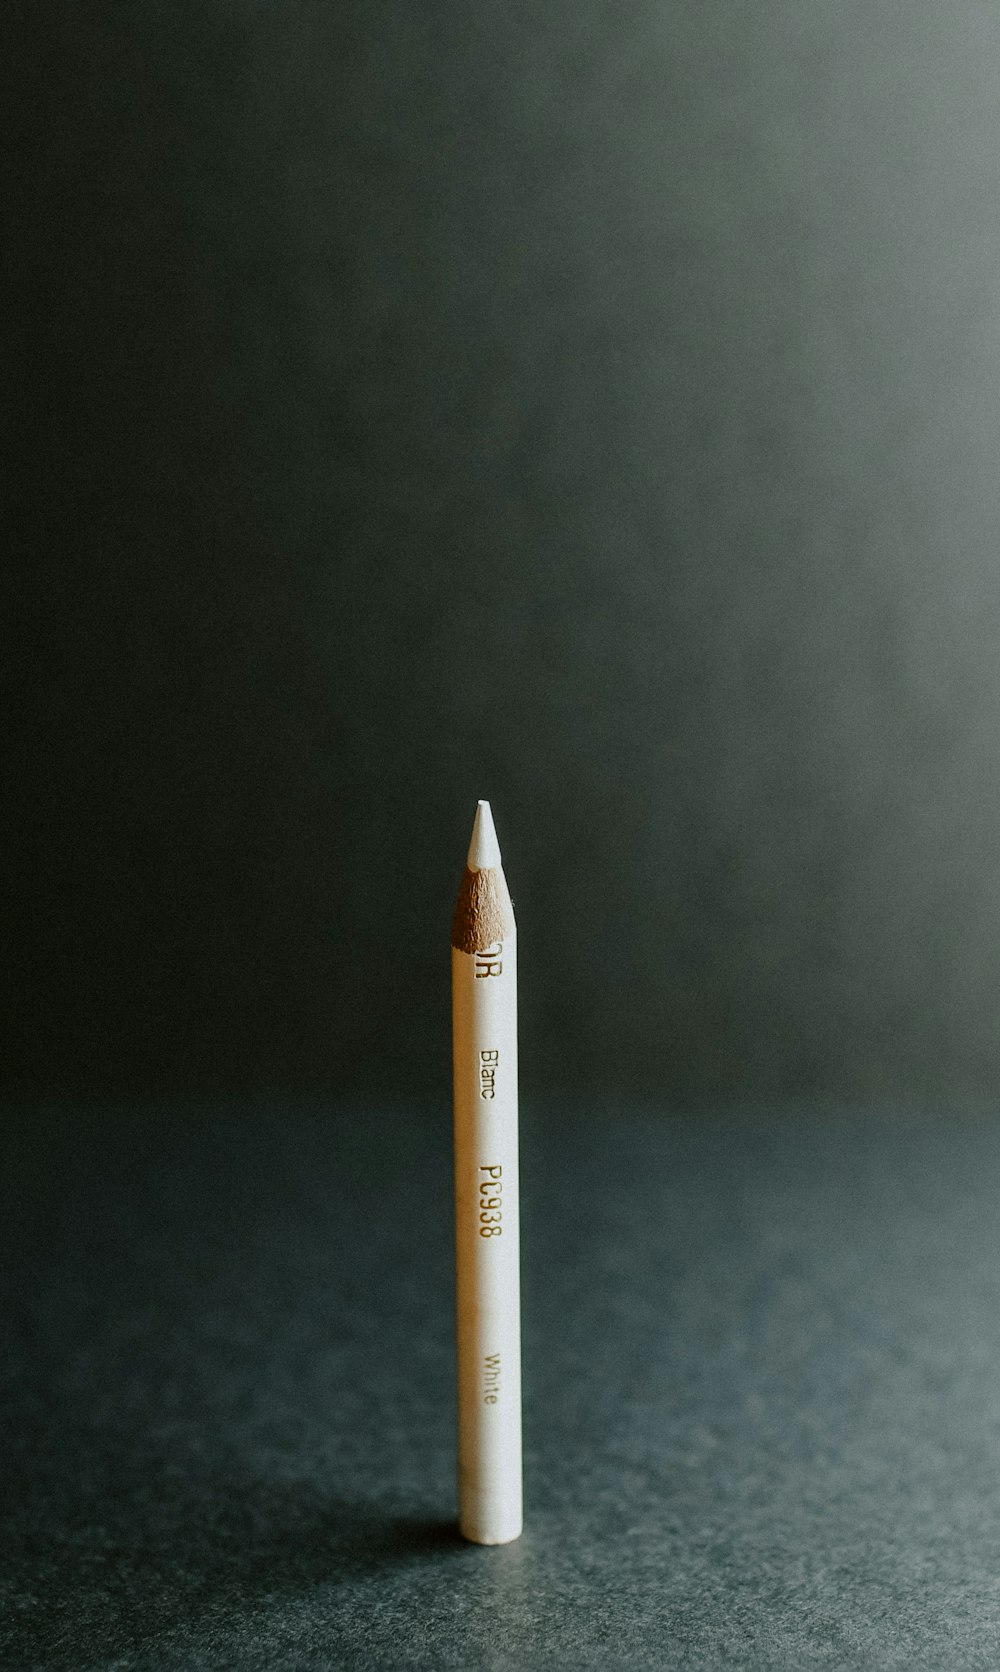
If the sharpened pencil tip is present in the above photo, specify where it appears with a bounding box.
[467,800,502,870]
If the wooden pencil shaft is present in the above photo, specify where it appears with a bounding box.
[452,810,522,1546]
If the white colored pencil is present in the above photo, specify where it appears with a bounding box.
[451,800,522,1545]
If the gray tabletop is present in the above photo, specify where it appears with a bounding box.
[5,1102,1000,1669]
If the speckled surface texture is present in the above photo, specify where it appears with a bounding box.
[5,1102,1000,1669]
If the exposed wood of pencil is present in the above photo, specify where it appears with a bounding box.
[451,865,514,954]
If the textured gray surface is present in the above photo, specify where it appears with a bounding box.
[9,2,1000,1103]
[6,1102,1000,1669]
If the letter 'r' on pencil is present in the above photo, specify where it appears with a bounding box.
[451,801,522,1544]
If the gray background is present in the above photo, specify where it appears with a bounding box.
[7,0,1000,1104]
[9,12,1000,1665]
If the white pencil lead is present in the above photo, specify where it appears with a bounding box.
[467,800,502,870]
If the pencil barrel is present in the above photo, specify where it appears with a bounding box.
[452,935,522,1545]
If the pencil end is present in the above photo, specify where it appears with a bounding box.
[466,800,501,870]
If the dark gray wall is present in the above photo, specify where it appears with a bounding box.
[8,2,1000,1102]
